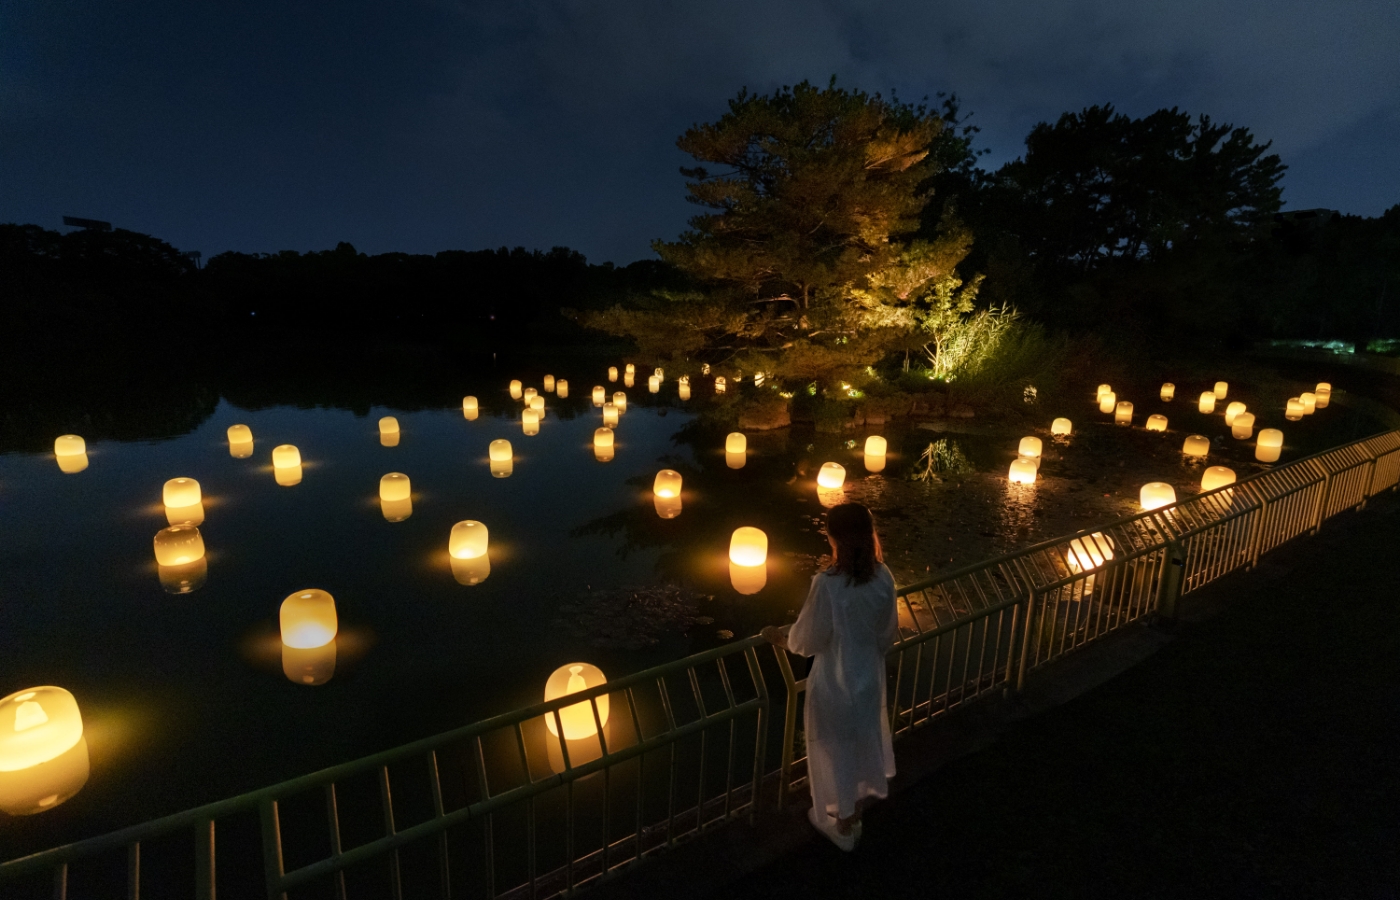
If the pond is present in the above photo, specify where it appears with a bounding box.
[0,355,1389,855]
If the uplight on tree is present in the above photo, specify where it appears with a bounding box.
[544,663,610,741]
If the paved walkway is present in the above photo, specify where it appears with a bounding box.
[600,495,1400,900]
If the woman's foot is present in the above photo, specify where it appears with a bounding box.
[808,807,856,852]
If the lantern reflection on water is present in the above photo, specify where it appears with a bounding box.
[1256,428,1283,463]
[1098,391,1116,414]
[1201,466,1236,492]
[280,589,337,649]
[56,452,89,473]
[1146,414,1168,432]
[654,495,683,518]
[1224,402,1247,426]
[0,687,89,816]
[283,643,336,686]
[1051,418,1073,436]
[1114,401,1133,425]
[1161,383,1175,401]
[1232,412,1256,440]
[229,439,254,459]
[1140,482,1177,511]
[1182,435,1210,457]
[544,663,610,740]
[1008,458,1037,484]
[159,557,207,594]
[1198,392,1216,414]
[275,464,303,486]
[624,374,634,388]
[166,501,205,527]
[154,525,204,566]
[625,364,635,375]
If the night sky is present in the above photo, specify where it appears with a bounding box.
[3,0,1397,264]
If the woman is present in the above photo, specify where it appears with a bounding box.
[762,502,898,851]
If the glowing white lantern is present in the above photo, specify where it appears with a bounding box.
[1182,435,1210,457]
[715,377,726,394]
[678,381,691,401]
[1065,532,1114,573]
[1146,414,1168,432]
[625,363,635,375]
[1232,412,1255,440]
[282,643,336,686]
[1096,384,1112,399]
[1256,428,1284,463]
[1224,402,1247,426]
[1098,391,1116,414]
[1198,393,1216,414]
[522,408,540,435]
[54,435,85,457]
[379,417,399,436]
[280,589,337,649]
[593,386,606,406]
[0,687,89,816]
[624,372,635,386]
[379,472,410,502]
[602,403,619,427]
[510,380,523,399]
[1019,436,1043,459]
[163,477,201,508]
[544,375,555,392]
[649,375,661,393]
[1114,401,1133,425]
[463,396,478,416]
[1051,418,1072,436]
[523,388,537,403]
[489,439,513,462]
[556,380,569,399]
[726,451,746,470]
[1315,383,1332,409]
[729,527,768,567]
[726,432,747,455]
[1201,466,1236,492]
[153,525,205,566]
[449,520,488,560]
[613,392,627,413]
[1139,482,1177,511]
[227,424,253,444]
[594,427,614,450]
[1285,398,1304,421]
[528,396,545,414]
[1300,392,1316,414]
[865,436,888,473]
[544,663,610,740]
[275,465,303,486]
[1161,383,1175,401]
[1008,458,1038,484]
[608,367,618,382]
[654,367,664,380]
[272,444,301,468]
[653,469,683,499]
[817,462,846,489]
[1213,381,1228,400]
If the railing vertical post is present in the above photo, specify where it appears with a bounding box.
[259,801,288,900]
[1247,496,1269,568]
[1310,468,1333,533]
[1014,589,1039,692]
[194,818,216,900]
[1155,540,1185,622]
[52,864,66,900]
[1360,456,1378,507]
[127,842,140,900]
[771,642,800,809]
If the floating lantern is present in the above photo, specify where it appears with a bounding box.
[53,435,85,457]
[1051,418,1073,436]
[275,465,303,486]
[163,477,201,509]
[489,439,512,463]
[1256,428,1284,463]
[605,367,617,384]
[1198,393,1216,414]
[227,424,253,444]
[1096,384,1112,399]
[463,396,478,416]
[166,501,205,527]
[593,386,606,406]
[726,432,747,455]
[1146,414,1168,432]
[593,428,614,462]
[523,388,537,403]
[1008,458,1037,484]
[379,417,399,436]
[1098,391,1116,414]
[544,375,556,392]
[624,374,634,388]
[510,380,523,399]
[649,375,661,393]
[280,589,337,649]
[729,527,768,567]
[153,525,204,566]
[1161,383,1175,401]
[379,472,410,503]
[272,444,301,469]
[159,557,207,593]
[1201,466,1237,492]
[654,495,683,518]
[1213,381,1229,400]
[817,462,846,489]
[1232,412,1256,440]
[0,686,89,816]
[865,436,888,473]
[602,403,619,427]
[678,381,691,401]
[622,363,634,376]
[556,380,568,399]
[1182,435,1210,457]
[1140,482,1177,511]
[1315,383,1332,408]
[1065,532,1114,573]
[522,408,540,435]
[1018,436,1042,459]
[1300,392,1317,414]
[528,395,544,413]
[1224,402,1247,426]
[653,469,683,499]
[449,520,489,560]
[613,392,627,413]
[1285,398,1304,421]
[283,643,336,686]
[1114,401,1133,425]
[715,377,726,394]
[544,663,610,740]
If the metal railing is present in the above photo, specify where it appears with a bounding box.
[4,428,1399,899]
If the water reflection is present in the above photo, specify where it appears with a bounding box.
[158,558,208,594]
[380,497,413,522]
[274,464,303,486]
[490,459,513,478]
[544,725,607,774]
[380,432,401,447]
[725,450,746,470]
[229,439,254,459]
[282,641,337,685]
[817,487,845,509]
[0,736,90,816]
[56,453,89,474]
[729,561,767,595]
[165,501,205,526]
[654,495,682,519]
[450,554,491,585]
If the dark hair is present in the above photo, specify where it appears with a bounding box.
[825,503,883,586]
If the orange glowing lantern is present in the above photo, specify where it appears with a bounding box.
[715,377,726,394]
[1224,402,1247,426]
[729,527,768,567]
[556,380,568,399]
[544,663,610,740]
[1161,383,1175,401]
[1139,482,1177,511]
[1232,412,1255,440]
[489,439,513,463]
[653,469,682,498]
[679,381,691,401]
[608,367,618,382]
[594,427,615,462]
[1096,384,1112,400]
[1285,398,1304,421]
[1098,391,1116,414]
[1051,418,1073,436]
[272,444,301,469]
[53,435,85,457]
[0,686,89,816]
[509,380,523,399]
[227,424,253,444]
[602,403,619,427]
[726,432,747,455]
[449,520,489,560]
[1146,414,1168,432]
[153,525,205,566]
[379,416,399,436]
[817,462,846,489]
[544,375,556,392]
[523,388,537,403]
[1198,393,1216,414]
[593,386,606,406]
[613,392,627,413]
[522,408,540,435]
[1300,392,1316,414]
[379,472,410,503]
[1315,383,1332,409]
[280,589,337,649]
[463,396,478,416]
[162,477,201,509]
[1256,428,1283,463]
[1201,466,1236,492]
[1213,381,1228,400]
[649,375,660,393]
[1114,401,1133,425]
[865,435,887,472]
[1182,435,1210,457]
[1008,458,1037,484]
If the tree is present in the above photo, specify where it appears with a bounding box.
[585,80,982,386]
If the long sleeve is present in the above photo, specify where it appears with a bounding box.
[787,574,832,658]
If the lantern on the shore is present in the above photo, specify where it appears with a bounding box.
[1115,401,1133,425]
[510,380,523,399]
[653,469,682,499]
[1182,435,1210,458]
[593,386,606,406]
[715,377,727,394]
[1161,383,1175,401]
[1065,532,1114,573]
[817,463,846,489]
[1146,414,1168,432]
[1256,429,1284,463]
[163,477,201,509]
[0,686,89,816]
[273,444,301,469]
[153,525,204,566]
[544,375,555,393]
[280,589,337,649]
[1008,458,1037,484]
[1051,418,1073,436]
[1139,482,1176,511]
[1201,466,1236,492]
[1198,393,1216,414]
[1224,402,1246,426]
[544,663,610,741]
[1214,381,1229,400]
[613,392,627,413]
[1098,391,1116,414]
[602,403,619,427]
[1300,392,1316,414]
[1285,398,1304,421]
[1232,412,1255,440]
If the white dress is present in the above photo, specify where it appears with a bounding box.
[787,563,899,820]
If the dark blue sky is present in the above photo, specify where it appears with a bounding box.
[3,0,1397,264]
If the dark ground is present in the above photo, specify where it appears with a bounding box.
[605,494,1400,900]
